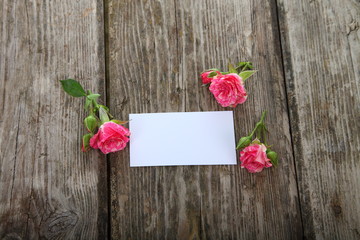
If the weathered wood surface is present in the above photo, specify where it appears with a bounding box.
[278,0,360,239]
[0,0,107,239]
[1,0,359,239]
[107,0,302,238]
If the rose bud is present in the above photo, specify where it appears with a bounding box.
[200,71,215,84]
[200,71,212,84]
[90,121,130,154]
[236,136,252,149]
[266,150,278,167]
[81,133,93,152]
[200,70,222,84]
[84,115,98,133]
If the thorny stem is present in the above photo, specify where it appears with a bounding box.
[260,111,267,123]
[249,111,267,138]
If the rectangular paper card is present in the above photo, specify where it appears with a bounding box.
[129,111,236,167]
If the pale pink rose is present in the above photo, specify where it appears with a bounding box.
[209,73,247,107]
[90,121,130,154]
[240,143,272,173]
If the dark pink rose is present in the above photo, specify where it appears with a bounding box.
[209,73,247,107]
[240,143,272,173]
[200,71,219,84]
[90,121,130,154]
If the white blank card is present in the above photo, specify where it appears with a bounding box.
[129,111,237,167]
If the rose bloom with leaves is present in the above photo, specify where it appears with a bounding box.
[209,73,247,107]
[240,143,272,173]
[60,79,131,154]
[200,62,255,108]
[90,121,130,154]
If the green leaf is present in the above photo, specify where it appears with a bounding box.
[238,70,257,81]
[60,79,87,97]
[99,106,110,123]
[228,63,237,73]
[87,93,101,100]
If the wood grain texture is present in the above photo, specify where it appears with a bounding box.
[107,0,302,238]
[277,0,360,239]
[0,0,107,239]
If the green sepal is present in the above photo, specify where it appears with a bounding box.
[237,61,253,71]
[85,97,92,111]
[111,119,129,125]
[99,106,110,123]
[82,133,93,152]
[99,105,114,118]
[87,93,101,101]
[236,136,252,149]
[228,63,237,73]
[255,123,263,138]
[266,150,278,167]
[251,138,261,145]
[60,79,87,97]
[238,70,257,82]
[84,115,98,133]
[202,68,220,73]
[255,122,267,143]
[207,71,218,78]
[238,62,247,67]
[99,105,109,112]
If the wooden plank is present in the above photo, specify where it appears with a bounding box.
[106,1,201,238]
[277,0,360,239]
[0,0,107,239]
[108,0,302,238]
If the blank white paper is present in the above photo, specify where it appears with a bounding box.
[129,111,237,167]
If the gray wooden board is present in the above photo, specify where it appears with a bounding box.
[3,0,358,238]
[277,0,360,239]
[0,0,107,239]
[107,0,302,238]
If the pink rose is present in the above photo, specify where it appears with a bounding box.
[200,71,218,84]
[90,121,130,154]
[209,73,247,107]
[240,143,272,173]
